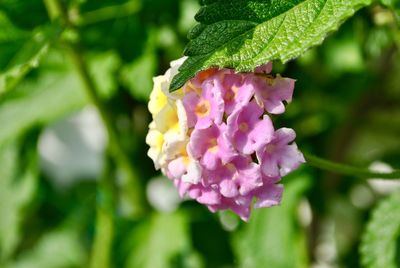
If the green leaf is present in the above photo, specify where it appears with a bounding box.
[0,0,49,30]
[0,12,60,96]
[120,44,156,101]
[170,0,372,91]
[380,0,400,9]
[125,212,202,268]
[7,226,87,268]
[0,139,38,261]
[380,0,400,24]
[233,172,311,268]
[0,50,88,146]
[88,51,121,99]
[360,191,400,268]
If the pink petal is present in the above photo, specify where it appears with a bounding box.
[254,184,283,208]
[197,189,221,205]
[167,158,187,179]
[220,179,239,198]
[258,153,280,178]
[254,62,273,74]
[274,127,296,145]
[278,143,305,176]
[246,115,274,153]
[183,91,200,127]
[202,150,219,170]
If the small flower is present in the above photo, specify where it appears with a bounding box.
[220,72,255,115]
[253,74,295,114]
[253,183,283,208]
[215,156,263,198]
[148,76,168,116]
[257,128,305,179]
[227,101,274,154]
[167,149,202,185]
[159,100,188,159]
[146,62,189,170]
[146,124,165,169]
[183,77,224,129]
[189,123,236,170]
[207,195,253,221]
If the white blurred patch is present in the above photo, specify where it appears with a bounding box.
[368,161,400,194]
[311,263,338,268]
[297,198,312,227]
[146,177,181,212]
[350,184,375,209]
[314,219,337,267]
[38,106,106,188]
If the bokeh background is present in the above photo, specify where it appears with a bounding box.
[0,0,399,267]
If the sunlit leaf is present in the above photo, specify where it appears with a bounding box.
[233,173,311,268]
[360,191,400,268]
[89,51,121,99]
[0,139,38,261]
[7,226,87,268]
[124,212,202,268]
[0,48,124,146]
[0,12,60,96]
[0,0,49,30]
[120,33,156,101]
[170,0,372,91]
[0,51,88,146]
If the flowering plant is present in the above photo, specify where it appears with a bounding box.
[146,58,305,220]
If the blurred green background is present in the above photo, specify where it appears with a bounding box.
[0,0,400,267]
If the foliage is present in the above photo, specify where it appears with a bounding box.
[0,0,399,268]
[0,138,38,261]
[124,212,201,268]
[233,172,310,268]
[360,191,400,268]
[170,0,372,91]
[0,11,59,96]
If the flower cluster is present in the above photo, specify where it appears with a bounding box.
[146,58,305,220]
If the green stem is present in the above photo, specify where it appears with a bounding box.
[43,0,144,211]
[66,44,144,209]
[73,1,141,26]
[90,155,114,268]
[43,0,64,21]
[304,152,400,179]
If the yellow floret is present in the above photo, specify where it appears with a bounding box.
[148,76,168,116]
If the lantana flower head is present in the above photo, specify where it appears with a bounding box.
[146,58,305,221]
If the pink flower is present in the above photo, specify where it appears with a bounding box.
[208,195,253,220]
[183,77,224,129]
[220,71,254,115]
[167,154,202,184]
[147,59,305,221]
[209,156,262,198]
[188,185,222,205]
[253,183,283,208]
[189,123,236,170]
[257,128,305,179]
[253,75,295,114]
[227,101,274,154]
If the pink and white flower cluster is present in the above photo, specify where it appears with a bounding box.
[146,58,305,220]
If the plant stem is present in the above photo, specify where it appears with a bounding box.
[73,1,141,26]
[304,152,400,179]
[43,0,144,211]
[90,155,114,268]
[67,44,144,209]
